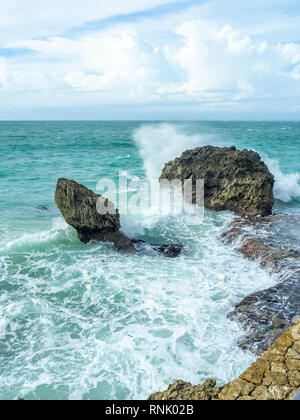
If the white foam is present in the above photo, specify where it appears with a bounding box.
[1,123,294,400]
[133,124,214,180]
[265,157,300,202]
[0,318,6,340]
[1,218,69,251]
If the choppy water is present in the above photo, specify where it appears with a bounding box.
[0,121,299,400]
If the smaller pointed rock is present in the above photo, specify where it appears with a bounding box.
[55,178,135,251]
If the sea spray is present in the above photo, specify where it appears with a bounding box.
[133,124,215,179]
[0,121,299,400]
[265,157,300,202]
[134,123,300,203]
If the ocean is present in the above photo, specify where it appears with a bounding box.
[0,121,299,400]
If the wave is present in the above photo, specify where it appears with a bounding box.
[134,123,300,204]
[1,218,70,252]
[133,124,214,180]
[265,158,300,203]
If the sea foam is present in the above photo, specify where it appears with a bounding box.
[134,123,300,203]
[133,124,214,180]
[265,157,300,202]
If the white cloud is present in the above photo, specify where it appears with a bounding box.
[0,57,7,87]
[10,31,175,101]
[0,0,183,42]
[162,20,300,104]
[1,2,300,117]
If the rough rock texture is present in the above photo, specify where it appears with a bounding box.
[148,379,223,401]
[222,214,300,354]
[55,178,135,251]
[160,146,275,216]
[148,322,300,401]
[219,321,300,400]
[55,178,183,257]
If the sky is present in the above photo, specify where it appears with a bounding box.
[0,0,300,120]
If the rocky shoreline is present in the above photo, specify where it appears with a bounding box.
[150,145,300,400]
[147,213,300,400]
[149,321,300,400]
[54,145,300,401]
[222,214,300,355]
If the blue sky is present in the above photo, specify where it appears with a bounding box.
[0,0,300,120]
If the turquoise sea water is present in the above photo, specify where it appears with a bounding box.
[0,121,299,400]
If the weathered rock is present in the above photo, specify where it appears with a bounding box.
[55,178,183,257]
[148,379,222,401]
[288,371,300,387]
[218,321,300,400]
[218,378,255,400]
[223,214,300,354]
[239,359,269,385]
[149,322,300,401]
[55,178,135,251]
[160,146,274,216]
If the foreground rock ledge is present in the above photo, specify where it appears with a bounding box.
[148,321,300,401]
[160,146,275,216]
[55,178,182,257]
[222,214,300,354]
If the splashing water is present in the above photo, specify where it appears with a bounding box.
[0,121,299,400]
[265,157,300,202]
[133,124,215,179]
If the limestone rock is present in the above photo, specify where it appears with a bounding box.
[55,178,183,257]
[218,378,255,400]
[251,386,273,400]
[288,371,300,388]
[148,379,222,401]
[240,359,269,385]
[268,385,290,400]
[55,178,135,251]
[160,146,274,216]
[148,321,300,401]
[293,341,300,353]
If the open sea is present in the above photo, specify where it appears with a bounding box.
[0,121,299,400]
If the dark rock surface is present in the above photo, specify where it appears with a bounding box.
[222,214,300,354]
[133,240,182,258]
[160,146,274,216]
[55,178,183,257]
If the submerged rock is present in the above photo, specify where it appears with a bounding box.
[132,240,182,258]
[36,205,49,212]
[55,178,183,257]
[222,214,300,354]
[160,146,274,216]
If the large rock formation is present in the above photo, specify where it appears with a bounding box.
[148,321,300,401]
[160,146,275,216]
[222,214,300,354]
[55,178,135,251]
[55,178,182,257]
